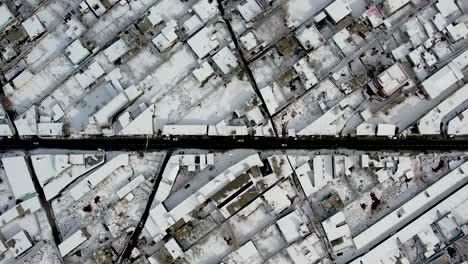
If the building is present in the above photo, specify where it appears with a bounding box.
[93,85,143,127]
[352,163,468,263]
[145,154,263,242]
[418,83,468,134]
[187,26,219,58]
[21,15,46,40]
[103,39,129,63]
[1,156,36,200]
[0,4,14,31]
[322,212,354,254]
[376,124,396,137]
[7,231,33,258]
[352,161,468,252]
[69,154,129,201]
[162,125,208,136]
[368,63,412,97]
[58,229,89,257]
[64,39,91,65]
[325,0,351,24]
[237,0,263,22]
[421,49,468,99]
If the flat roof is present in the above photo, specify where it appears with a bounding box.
[58,229,88,257]
[421,49,468,99]
[187,26,219,58]
[2,156,36,199]
[353,161,468,250]
[325,0,351,23]
[0,4,14,29]
[70,154,129,201]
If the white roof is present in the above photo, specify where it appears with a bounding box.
[31,155,66,185]
[0,124,14,137]
[58,229,88,257]
[70,154,129,201]
[435,0,459,17]
[225,241,262,263]
[356,123,375,136]
[2,156,36,199]
[119,105,154,135]
[313,155,333,189]
[287,234,326,264]
[93,86,142,127]
[421,49,468,99]
[147,154,263,239]
[213,46,239,74]
[116,175,145,199]
[276,210,305,244]
[382,0,411,15]
[155,156,181,203]
[354,170,468,264]
[353,161,468,250]
[152,28,177,52]
[322,212,354,254]
[0,196,41,228]
[182,15,203,36]
[296,24,323,50]
[192,61,215,83]
[22,15,45,40]
[0,4,14,29]
[187,26,219,58]
[447,108,468,135]
[192,0,218,22]
[418,83,468,134]
[377,124,396,136]
[294,56,318,89]
[65,40,90,65]
[375,63,410,95]
[446,23,468,42]
[162,125,207,136]
[12,69,34,89]
[263,183,292,214]
[295,162,315,197]
[165,238,183,260]
[147,7,163,26]
[325,0,351,23]
[240,32,259,51]
[103,39,129,63]
[38,123,63,136]
[7,231,33,258]
[260,82,287,114]
[85,0,107,16]
[237,0,263,22]
[74,61,106,89]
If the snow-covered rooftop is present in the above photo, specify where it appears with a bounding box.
[58,229,88,257]
[192,0,219,22]
[237,0,263,22]
[353,161,468,250]
[212,46,239,75]
[22,15,46,40]
[0,4,14,29]
[2,156,36,200]
[418,83,468,134]
[65,40,91,65]
[187,26,219,58]
[7,231,33,258]
[421,49,468,99]
[325,0,351,23]
[103,39,129,63]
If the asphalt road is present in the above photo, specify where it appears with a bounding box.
[1,136,468,151]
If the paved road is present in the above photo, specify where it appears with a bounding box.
[1,136,468,151]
